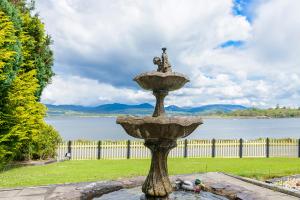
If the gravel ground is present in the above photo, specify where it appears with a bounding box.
[274,178,300,190]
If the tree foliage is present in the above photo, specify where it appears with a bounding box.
[225,107,300,118]
[0,0,60,167]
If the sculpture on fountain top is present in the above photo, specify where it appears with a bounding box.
[153,47,172,73]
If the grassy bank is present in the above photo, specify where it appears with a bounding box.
[1,158,300,188]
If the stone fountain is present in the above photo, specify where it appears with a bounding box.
[117,48,203,199]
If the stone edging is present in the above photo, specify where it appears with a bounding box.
[224,173,300,199]
[79,177,145,200]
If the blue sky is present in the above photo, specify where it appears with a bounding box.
[37,0,300,108]
[232,0,259,22]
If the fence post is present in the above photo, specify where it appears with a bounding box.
[239,138,243,158]
[212,139,216,158]
[67,140,72,159]
[298,138,300,158]
[127,140,131,159]
[97,140,102,159]
[266,138,270,158]
[184,139,188,158]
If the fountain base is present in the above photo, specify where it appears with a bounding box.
[142,139,177,197]
[140,194,170,200]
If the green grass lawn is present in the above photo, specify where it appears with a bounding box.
[1,158,300,188]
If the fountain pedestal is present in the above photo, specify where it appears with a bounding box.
[153,90,168,117]
[117,48,203,199]
[142,139,176,197]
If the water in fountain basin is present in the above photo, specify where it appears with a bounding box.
[94,187,228,200]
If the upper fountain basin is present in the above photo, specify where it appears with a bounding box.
[134,71,189,91]
[116,116,203,140]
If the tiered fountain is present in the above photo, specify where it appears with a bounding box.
[117,48,203,199]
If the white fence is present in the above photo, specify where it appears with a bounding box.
[56,138,300,160]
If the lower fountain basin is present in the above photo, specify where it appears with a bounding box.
[116,116,203,140]
[94,187,228,200]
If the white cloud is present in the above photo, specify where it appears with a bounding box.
[36,0,250,74]
[178,0,300,107]
[42,75,152,106]
[37,0,300,107]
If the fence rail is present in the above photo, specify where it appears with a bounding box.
[56,138,300,160]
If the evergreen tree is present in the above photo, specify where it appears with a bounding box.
[0,0,60,167]
[20,9,54,98]
[0,1,22,165]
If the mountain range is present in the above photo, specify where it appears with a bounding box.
[46,103,247,116]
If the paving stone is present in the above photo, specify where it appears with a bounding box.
[0,189,21,198]
[47,191,81,200]
[47,185,81,200]
[5,196,44,200]
[236,192,257,200]
[18,188,48,196]
[51,185,76,193]
[201,172,299,200]
[211,183,226,190]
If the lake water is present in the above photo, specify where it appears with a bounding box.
[45,116,300,140]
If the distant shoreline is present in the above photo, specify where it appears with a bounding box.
[46,114,300,119]
[46,104,300,119]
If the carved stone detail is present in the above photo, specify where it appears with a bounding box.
[142,139,177,198]
[153,48,172,73]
